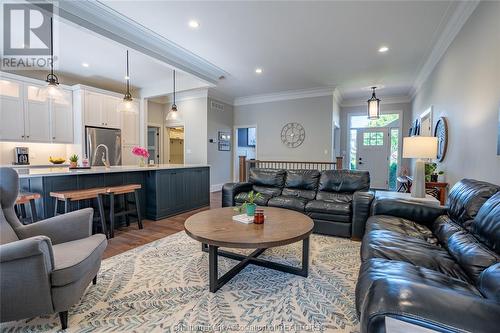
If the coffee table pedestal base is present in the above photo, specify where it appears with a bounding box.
[202,236,309,293]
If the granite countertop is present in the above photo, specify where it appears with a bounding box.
[14,164,210,178]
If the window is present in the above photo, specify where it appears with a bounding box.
[363,132,384,146]
[351,113,399,129]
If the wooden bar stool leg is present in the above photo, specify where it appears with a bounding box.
[124,194,130,227]
[54,199,59,216]
[64,200,69,214]
[20,204,27,219]
[29,199,38,222]
[134,190,143,229]
[96,194,108,239]
[109,193,115,238]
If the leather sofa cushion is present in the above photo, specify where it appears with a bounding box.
[478,263,500,302]
[316,191,353,203]
[432,215,465,249]
[356,258,482,315]
[361,230,470,282]
[284,169,320,191]
[472,192,500,253]
[234,192,272,206]
[252,185,282,198]
[305,200,351,215]
[447,231,500,284]
[365,215,437,244]
[282,188,316,200]
[306,212,350,223]
[446,179,499,229]
[318,170,370,193]
[267,196,308,212]
[249,168,286,188]
[51,234,107,286]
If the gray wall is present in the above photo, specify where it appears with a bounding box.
[207,98,234,188]
[411,1,500,186]
[234,95,335,161]
[340,102,412,171]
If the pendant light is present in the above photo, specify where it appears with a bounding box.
[166,70,182,122]
[117,50,138,113]
[39,17,66,103]
[367,86,381,119]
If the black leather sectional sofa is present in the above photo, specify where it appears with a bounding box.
[356,179,500,333]
[222,168,373,239]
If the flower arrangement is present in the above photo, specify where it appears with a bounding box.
[131,146,149,166]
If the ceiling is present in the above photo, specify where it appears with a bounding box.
[0,10,209,95]
[102,0,458,101]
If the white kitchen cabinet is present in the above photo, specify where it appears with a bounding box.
[0,79,24,141]
[51,90,73,143]
[84,91,121,129]
[25,84,51,142]
[121,144,137,166]
[121,101,140,145]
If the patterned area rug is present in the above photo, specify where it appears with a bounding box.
[1,232,361,332]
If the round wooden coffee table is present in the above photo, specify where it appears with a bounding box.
[185,207,314,292]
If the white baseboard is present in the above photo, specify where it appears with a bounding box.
[210,183,224,192]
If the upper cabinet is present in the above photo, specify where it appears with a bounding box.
[0,79,24,141]
[0,77,73,143]
[121,101,140,145]
[84,91,121,129]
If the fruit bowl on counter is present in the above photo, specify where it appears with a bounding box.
[49,157,66,165]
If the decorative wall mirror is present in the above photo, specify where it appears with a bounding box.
[419,106,433,136]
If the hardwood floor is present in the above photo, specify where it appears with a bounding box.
[103,191,222,259]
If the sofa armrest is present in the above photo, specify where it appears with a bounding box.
[360,277,500,333]
[222,182,253,207]
[0,236,55,322]
[16,208,93,245]
[372,198,447,226]
[352,191,374,240]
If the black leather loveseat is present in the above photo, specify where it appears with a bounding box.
[222,168,373,239]
[356,179,500,333]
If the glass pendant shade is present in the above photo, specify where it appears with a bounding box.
[367,87,380,119]
[166,70,182,122]
[117,50,138,113]
[41,17,67,104]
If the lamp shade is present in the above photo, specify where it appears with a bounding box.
[403,136,438,159]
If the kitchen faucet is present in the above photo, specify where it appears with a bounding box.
[94,144,110,168]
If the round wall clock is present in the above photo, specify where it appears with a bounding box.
[281,122,305,148]
[434,116,448,162]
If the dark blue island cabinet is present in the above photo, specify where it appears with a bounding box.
[20,166,210,220]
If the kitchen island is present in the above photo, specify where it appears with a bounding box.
[16,164,210,220]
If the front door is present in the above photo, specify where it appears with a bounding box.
[356,128,389,189]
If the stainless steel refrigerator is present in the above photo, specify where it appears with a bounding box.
[85,127,122,166]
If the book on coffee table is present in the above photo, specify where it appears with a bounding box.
[232,214,254,224]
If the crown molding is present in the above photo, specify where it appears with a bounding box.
[30,0,228,85]
[341,95,411,108]
[332,88,343,106]
[234,87,336,106]
[410,0,479,99]
[208,90,234,106]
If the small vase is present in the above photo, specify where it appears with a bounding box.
[246,203,257,217]
[70,161,77,168]
[138,157,146,167]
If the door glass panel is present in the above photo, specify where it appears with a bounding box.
[350,129,357,170]
[351,114,399,128]
[0,80,20,97]
[389,128,399,190]
[363,132,384,146]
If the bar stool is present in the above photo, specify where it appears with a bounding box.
[15,192,41,224]
[105,184,143,238]
[50,188,108,238]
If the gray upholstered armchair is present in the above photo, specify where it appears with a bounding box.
[0,167,107,329]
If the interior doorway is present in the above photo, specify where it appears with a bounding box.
[356,128,389,189]
[233,126,257,181]
[166,126,184,164]
[147,126,161,164]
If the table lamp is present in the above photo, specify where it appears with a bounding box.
[403,136,438,198]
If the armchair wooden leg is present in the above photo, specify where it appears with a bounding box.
[59,311,68,330]
[93,276,97,285]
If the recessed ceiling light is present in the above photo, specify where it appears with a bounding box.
[81,62,89,68]
[188,20,200,29]
[378,46,389,53]
[255,68,263,74]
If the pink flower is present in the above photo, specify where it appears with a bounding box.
[131,146,150,158]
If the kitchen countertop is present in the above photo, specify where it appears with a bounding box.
[14,164,210,178]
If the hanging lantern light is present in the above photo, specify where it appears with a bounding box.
[367,86,381,119]
[166,70,182,121]
[117,50,138,113]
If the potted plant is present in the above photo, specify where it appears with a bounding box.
[69,154,79,168]
[234,191,263,216]
[437,170,445,182]
[425,162,437,182]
